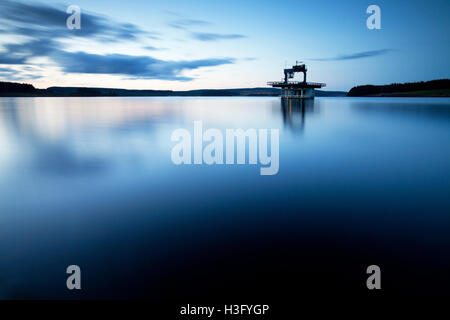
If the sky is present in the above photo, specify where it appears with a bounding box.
[0,0,449,91]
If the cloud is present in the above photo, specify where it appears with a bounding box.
[0,66,42,81]
[144,45,167,51]
[310,49,393,61]
[191,32,246,41]
[52,51,235,81]
[0,0,154,66]
[163,10,183,17]
[0,55,28,65]
[168,18,212,30]
[165,11,211,30]
[3,38,59,57]
[0,0,155,42]
[0,68,15,73]
[0,0,156,41]
[0,0,236,81]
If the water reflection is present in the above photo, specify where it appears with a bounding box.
[0,96,449,299]
[280,98,317,132]
[349,97,450,121]
[0,97,177,140]
[0,97,205,175]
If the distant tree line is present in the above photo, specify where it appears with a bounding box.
[5,79,448,98]
[0,81,36,93]
[0,81,284,97]
[347,79,450,96]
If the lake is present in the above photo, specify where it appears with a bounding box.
[0,96,449,300]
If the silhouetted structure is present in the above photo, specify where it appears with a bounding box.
[268,62,325,99]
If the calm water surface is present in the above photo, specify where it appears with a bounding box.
[0,97,449,299]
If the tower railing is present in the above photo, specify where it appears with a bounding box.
[267,81,326,87]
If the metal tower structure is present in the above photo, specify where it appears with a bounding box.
[268,62,325,99]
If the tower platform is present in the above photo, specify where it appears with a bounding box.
[268,63,326,99]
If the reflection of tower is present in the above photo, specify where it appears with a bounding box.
[280,99,316,132]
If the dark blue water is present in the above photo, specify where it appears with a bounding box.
[0,97,449,299]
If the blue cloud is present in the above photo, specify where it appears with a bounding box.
[311,49,393,61]
[168,18,212,30]
[144,46,167,51]
[0,0,236,81]
[0,56,27,65]
[53,51,235,81]
[0,0,155,41]
[192,32,246,41]
[0,66,42,81]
